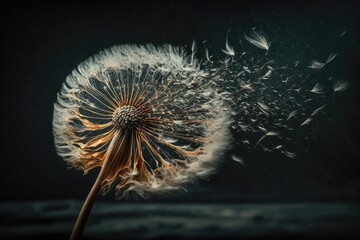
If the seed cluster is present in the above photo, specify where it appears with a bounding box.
[112,105,144,128]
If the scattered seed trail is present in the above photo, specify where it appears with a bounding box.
[202,30,349,158]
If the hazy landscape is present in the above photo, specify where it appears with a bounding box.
[1,201,359,239]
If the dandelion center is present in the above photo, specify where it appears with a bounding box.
[112,105,144,129]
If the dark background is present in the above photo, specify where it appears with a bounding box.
[1,0,359,203]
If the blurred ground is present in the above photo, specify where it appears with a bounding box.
[0,201,359,240]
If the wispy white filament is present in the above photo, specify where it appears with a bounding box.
[333,80,349,92]
[222,30,235,56]
[244,30,271,51]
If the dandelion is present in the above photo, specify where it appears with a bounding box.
[53,44,231,239]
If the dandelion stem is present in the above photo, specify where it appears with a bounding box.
[70,130,121,240]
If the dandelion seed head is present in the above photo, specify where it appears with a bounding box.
[53,44,231,198]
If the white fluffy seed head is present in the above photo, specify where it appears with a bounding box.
[53,44,232,198]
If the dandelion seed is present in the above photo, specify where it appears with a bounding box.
[179,144,192,150]
[339,30,347,37]
[258,126,267,132]
[310,83,324,94]
[287,110,298,120]
[261,69,272,79]
[53,44,231,239]
[243,66,251,73]
[191,40,197,64]
[241,83,254,91]
[163,137,178,143]
[308,60,326,69]
[333,80,349,92]
[204,43,211,61]
[282,150,296,159]
[326,53,337,63]
[257,102,270,111]
[300,117,312,126]
[173,120,183,125]
[256,131,279,145]
[311,105,326,117]
[262,146,272,152]
[231,155,246,166]
[244,30,271,51]
[201,91,212,97]
[309,53,337,69]
[222,30,235,56]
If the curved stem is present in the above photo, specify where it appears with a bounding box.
[69,168,102,240]
[70,130,121,240]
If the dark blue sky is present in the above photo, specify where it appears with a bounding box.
[1,0,359,202]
